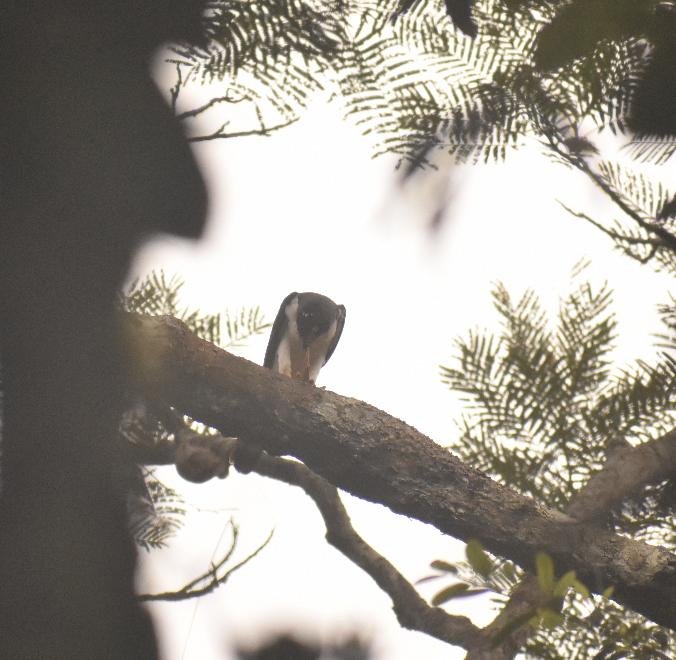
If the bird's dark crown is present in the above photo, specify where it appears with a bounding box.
[296,293,336,343]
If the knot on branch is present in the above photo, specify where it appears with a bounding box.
[175,428,236,483]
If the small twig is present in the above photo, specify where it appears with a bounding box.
[550,137,676,254]
[557,201,663,248]
[138,524,273,602]
[253,453,480,650]
[169,63,183,115]
[177,93,253,121]
[188,117,300,142]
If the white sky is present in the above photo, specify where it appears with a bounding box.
[131,80,676,660]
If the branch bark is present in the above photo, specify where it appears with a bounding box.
[123,313,676,632]
[141,424,528,657]
[566,432,676,522]
[254,453,481,649]
[458,428,676,659]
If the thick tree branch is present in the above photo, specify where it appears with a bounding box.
[123,313,676,631]
[253,453,481,650]
[566,431,676,522]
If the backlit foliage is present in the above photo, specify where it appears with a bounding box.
[171,0,658,159]
[439,267,676,658]
[168,0,676,278]
[120,272,270,548]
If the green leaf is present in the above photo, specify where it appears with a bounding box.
[432,582,470,605]
[430,560,458,573]
[553,570,577,598]
[539,608,564,629]
[572,578,591,600]
[603,585,615,600]
[535,552,555,592]
[466,539,493,577]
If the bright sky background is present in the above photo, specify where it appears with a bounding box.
[131,71,676,660]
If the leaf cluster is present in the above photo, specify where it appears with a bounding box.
[167,0,676,277]
[166,0,676,290]
[439,269,676,657]
[523,600,675,660]
[120,271,270,548]
[425,541,675,658]
[123,270,270,348]
[172,0,673,159]
[442,271,676,514]
[166,0,535,159]
[131,475,187,551]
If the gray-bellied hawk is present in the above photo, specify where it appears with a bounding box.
[264,292,345,384]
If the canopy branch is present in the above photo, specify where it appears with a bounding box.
[122,313,676,631]
[255,453,482,649]
[567,432,676,522]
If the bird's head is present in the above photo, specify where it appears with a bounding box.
[296,294,335,348]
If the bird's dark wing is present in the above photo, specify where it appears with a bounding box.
[324,304,346,365]
[264,292,298,369]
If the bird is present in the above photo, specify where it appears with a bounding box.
[264,292,346,384]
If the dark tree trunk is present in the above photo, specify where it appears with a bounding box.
[0,3,207,657]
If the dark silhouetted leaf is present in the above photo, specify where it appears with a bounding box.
[444,0,478,38]
[629,41,676,136]
[534,0,651,71]
[564,137,599,155]
[432,582,470,605]
[466,539,493,576]
[389,0,421,24]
